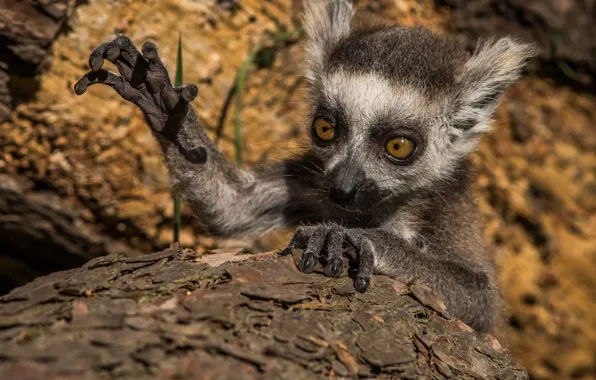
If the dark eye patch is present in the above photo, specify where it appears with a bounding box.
[312,102,349,137]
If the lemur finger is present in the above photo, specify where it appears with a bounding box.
[176,85,199,103]
[107,36,150,89]
[141,42,175,94]
[111,35,143,68]
[355,239,375,293]
[324,258,343,278]
[74,70,161,124]
[74,69,123,95]
[345,232,374,293]
[89,36,146,87]
[75,69,140,102]
[103,43,133,82]
[279,226,315,256]
[298,228,327,274]
[159,84,198,115]
[323,227,344,278]
[89,43,109,71]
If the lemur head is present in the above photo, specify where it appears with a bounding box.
[302,0,537,212]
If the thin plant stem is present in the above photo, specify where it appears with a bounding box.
[173,32,183,243]
[233,28,303,165]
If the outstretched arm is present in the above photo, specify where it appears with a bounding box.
[75,36,323,237]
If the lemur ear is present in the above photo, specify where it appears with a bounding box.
[450,37,538,144]
[303,0,354,82]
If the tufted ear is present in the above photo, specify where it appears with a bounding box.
[303,0,354,83]
[449,37,538,153]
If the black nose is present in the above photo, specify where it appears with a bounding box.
[330,185,356,203]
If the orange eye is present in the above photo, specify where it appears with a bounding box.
[314,118,335,141]
[386,137,415,160]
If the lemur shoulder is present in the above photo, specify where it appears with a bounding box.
[74,0,537,332]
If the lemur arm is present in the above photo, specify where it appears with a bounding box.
[74,36,323,237]
[157,125,325,237]
[367,228,498,333]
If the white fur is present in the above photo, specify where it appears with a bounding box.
[308,34,536,200]
[303,0,354,83]
[321,70,450,191]
[321,70,430,127]
[450,37,538,154]
[320,70,428,176]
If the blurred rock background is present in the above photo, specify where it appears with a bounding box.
[0,0,594,378]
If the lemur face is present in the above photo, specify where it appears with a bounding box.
[302,1,536,212]
[308,27,466,210]
[309,70,444,210]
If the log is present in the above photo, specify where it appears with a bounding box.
[0,174,142,294]
[0,247,528,379]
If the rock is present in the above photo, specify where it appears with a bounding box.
[436,0,596,88]
[0,0,80,122]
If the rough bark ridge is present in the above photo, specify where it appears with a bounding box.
[0,248,527,379]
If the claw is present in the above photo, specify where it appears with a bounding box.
[74,69,121,95]
[178,85,198,103]
[279,246,293,256]
[106,44,121,61]
[89,42,108,71]
[354,277,370,293]
[299,252,317,273]
[73,77,89,95]
[141,42,159,61]
[324,258,343,278]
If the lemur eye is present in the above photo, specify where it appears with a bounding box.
[386,137,415,160]
[313,118,335,141]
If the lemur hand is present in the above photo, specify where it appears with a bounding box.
[74,35,205,163]
[281,225,375,293]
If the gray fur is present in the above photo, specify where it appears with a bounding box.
[74,3,536,332]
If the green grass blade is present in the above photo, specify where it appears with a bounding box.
[175,33,184,88]
[173,33,183,243]
[551,31,578,81]
[233,28,303,166]
[234,43,261,165]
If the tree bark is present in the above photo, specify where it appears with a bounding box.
[0,174,142,294]
[0,247,528,379]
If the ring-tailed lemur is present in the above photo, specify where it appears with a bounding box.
[74,0,536,332]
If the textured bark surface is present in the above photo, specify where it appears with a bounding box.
[0,0,80,122]
[0,248,528,379]
[0,173,142,294]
